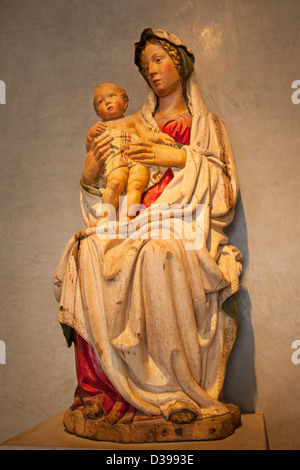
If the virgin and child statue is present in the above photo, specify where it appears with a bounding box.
[54,28,243,442]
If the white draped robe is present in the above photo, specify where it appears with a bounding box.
[55,73,242,420]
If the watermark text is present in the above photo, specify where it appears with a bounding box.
[0,80,6,104]
[291,80,300,105]
[0,340,6,364]
[291,340,300,365]
[94,199,205,251]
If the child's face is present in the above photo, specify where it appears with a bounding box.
[94,84,127,121]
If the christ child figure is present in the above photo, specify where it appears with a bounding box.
[86,81,174,221]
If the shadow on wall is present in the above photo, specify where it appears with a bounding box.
[223,192,257,413]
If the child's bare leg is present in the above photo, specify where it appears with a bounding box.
[100,166,129,219]
[126,164,149,219]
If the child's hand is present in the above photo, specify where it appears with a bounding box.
[152,133,175,146]
[95,122,107,137]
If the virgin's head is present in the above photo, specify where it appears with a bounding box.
[135,28,195,102]
[140,38,183,98]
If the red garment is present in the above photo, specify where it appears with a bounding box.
[73,112,192,413]
[155,111,192,146]
[72,332,131,414]
[142,112,192,207]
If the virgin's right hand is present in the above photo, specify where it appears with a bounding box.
[82,132,113,185]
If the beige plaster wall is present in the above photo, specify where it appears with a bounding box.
[0,0,299,450]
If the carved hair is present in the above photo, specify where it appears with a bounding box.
[93,82,128,115]
[140,38,183,78]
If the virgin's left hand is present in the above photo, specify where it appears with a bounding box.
[125,140,186,169]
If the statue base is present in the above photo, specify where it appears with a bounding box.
[63,403,241,443]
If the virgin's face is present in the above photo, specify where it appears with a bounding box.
[142,43,182,97]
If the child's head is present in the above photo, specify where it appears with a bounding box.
[93,82,128,121]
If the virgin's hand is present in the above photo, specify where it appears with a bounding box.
[82,132,113,185]
[91,132,113,162]
[124,140,156,165]
[125,140,186,169]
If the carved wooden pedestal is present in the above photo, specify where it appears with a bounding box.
[63,403,241,443]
